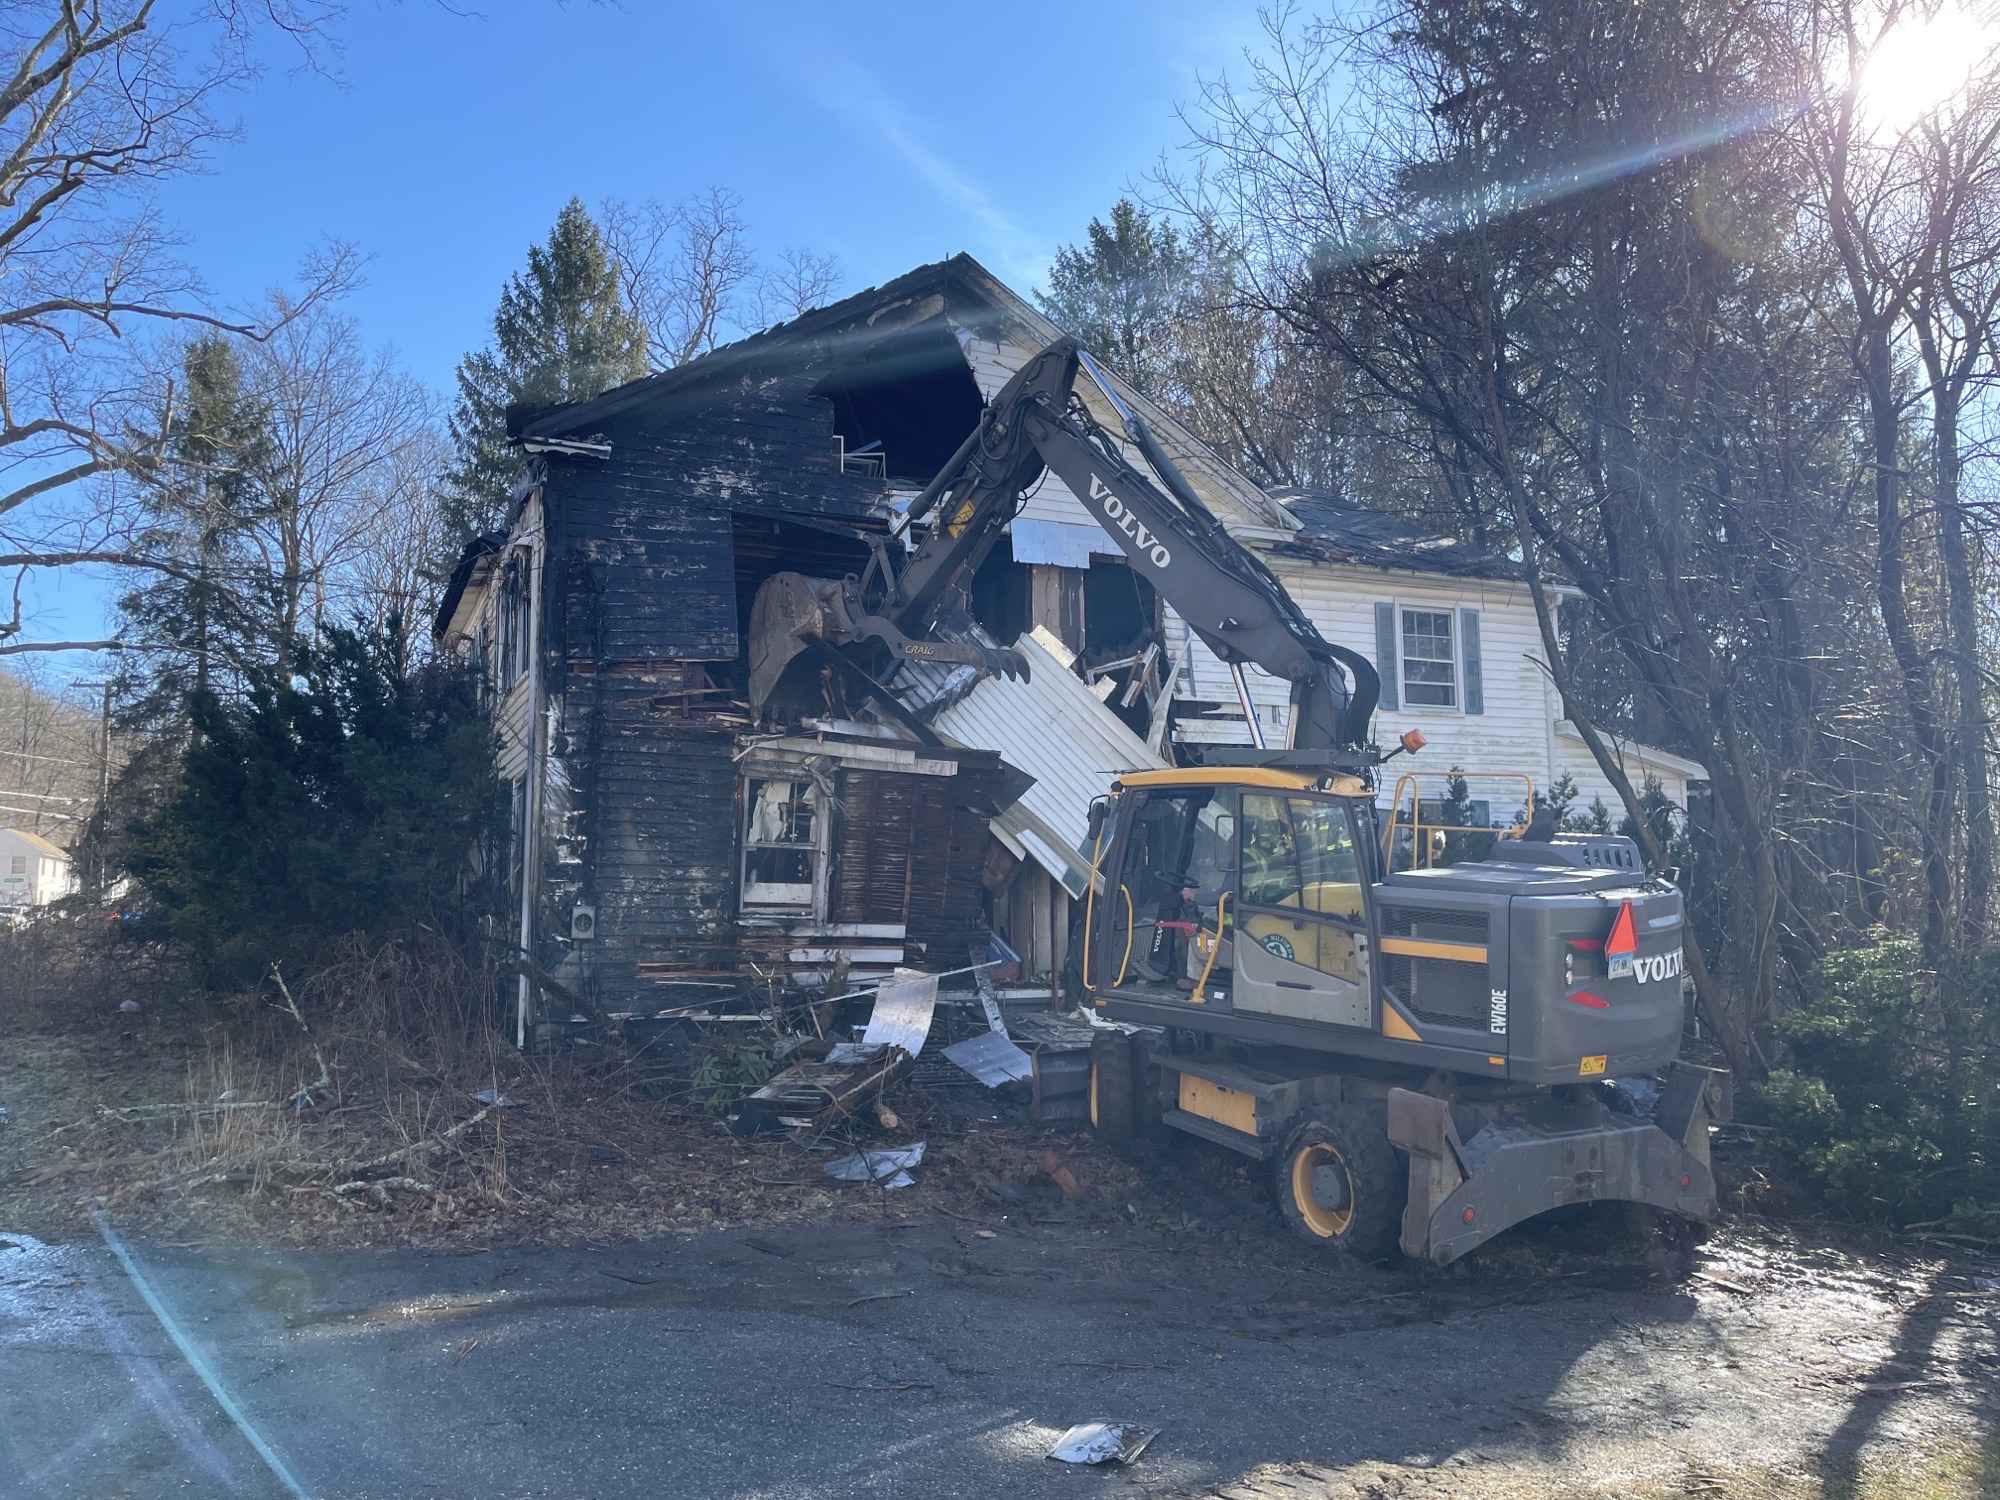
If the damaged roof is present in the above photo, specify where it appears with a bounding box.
[431,530,506,643]
[1267,488,1522,581]
[506,253,1295,536]
[506,256,982,441]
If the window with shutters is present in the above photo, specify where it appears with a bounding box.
[1401,608,1457,707]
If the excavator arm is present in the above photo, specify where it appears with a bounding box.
[748,336,1380,753]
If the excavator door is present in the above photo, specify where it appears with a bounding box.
[1088,786,1237,1001]
[1230,792,1372,1029]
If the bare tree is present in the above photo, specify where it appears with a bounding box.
[348,423,451,660]
[751,245,843,328]
[1792,0,2000,962]
[0,3,352,658]
[0,662,101,838]
[601,188,757,369]
[602,189,843,368]
[237,297,438,665]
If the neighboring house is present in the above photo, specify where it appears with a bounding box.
[1158,490,1707,826]
[0,827,72,908]
[434,252,1703,1026]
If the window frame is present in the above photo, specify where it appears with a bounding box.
[738,772,830,920]
[1399,605,1459,710]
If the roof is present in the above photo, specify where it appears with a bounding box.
[510,253,1295,534]
[1553,719,1710,782]
[1,827,68,859]
[512,256,976,440]
[1267,489,1522,581]
[430,531,506,644]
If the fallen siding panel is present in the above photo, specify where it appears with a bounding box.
[932,626,1166,883]
[829,765,1002,961]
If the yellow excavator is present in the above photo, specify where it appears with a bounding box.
[749,338,1728,1263]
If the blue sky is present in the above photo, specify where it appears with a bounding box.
[23,0,1266,670]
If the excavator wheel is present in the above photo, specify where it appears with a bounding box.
[1090,1032,1135,1142]
[1276,1107,1405,1260]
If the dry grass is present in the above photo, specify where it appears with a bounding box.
[0,918,1174,1248]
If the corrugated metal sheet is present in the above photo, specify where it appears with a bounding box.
[932,626,1166,888]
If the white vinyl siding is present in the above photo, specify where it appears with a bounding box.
[1166,563,1558,795]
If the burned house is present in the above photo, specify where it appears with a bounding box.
[433,253,1702,1033]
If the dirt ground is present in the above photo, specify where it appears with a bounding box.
[3,1003,1998,1498]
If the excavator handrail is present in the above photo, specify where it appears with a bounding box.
[1193,890,1230,1003]
[1382,771,1537,874]
[1114,885,1136,986]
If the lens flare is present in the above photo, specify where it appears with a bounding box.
[1856,3,1995,136]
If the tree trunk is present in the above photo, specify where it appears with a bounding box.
[1862,325,1955,967]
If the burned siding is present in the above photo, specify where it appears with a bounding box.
[529,364,914,1012]
[472,272,1063,1019]
[829,761,1007,961]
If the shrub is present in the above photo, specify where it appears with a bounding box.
[1760,933,1999,1231]
[127,623,506,988]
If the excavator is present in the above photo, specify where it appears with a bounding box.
[748,337,1729,1264]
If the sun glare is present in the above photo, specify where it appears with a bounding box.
[1856,2,1997,136]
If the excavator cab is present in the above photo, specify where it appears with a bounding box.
[1085,770,1383,1032]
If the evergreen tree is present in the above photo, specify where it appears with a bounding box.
[129,621,506,986]
[1036,201,1193,398]
[443,198,648,545]
[116,336,280,730]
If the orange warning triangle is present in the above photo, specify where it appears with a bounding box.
[1605,901,1639,957]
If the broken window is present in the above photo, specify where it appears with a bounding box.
[740,777,825,913]
[497,556,532,693]
[811,319,985,484]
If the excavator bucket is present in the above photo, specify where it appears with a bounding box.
[748,570,851,713]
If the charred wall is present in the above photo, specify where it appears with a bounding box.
[529,361,915,1011]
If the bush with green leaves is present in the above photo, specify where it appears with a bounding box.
[129,623,506,988]
[1760,933,2000,1232]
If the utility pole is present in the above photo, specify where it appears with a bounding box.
[71,680,111,894]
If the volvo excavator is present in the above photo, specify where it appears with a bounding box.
[748,337,1729,1264]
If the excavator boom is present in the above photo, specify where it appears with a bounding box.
[747,337,1379,750]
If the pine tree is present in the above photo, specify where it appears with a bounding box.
[128,621,506,986]
[116,336,280,729]
[443,199,649,545]
[1036,201,1193,398]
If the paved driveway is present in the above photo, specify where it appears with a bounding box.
[1,1213,1992,1498]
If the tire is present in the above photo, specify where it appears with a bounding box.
[1090,1032,1135,1141]
[1130,1034,1167,1140]
[1275,1107,1406,1261]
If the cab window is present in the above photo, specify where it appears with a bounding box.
[1291,798,1362,918]
[1240,794,1361,919]
[1241,795,1302,907]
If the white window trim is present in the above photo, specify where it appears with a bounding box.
[738,768,832,922]
[1396,601,1461,714]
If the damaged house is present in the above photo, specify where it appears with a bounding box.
[433,254,1704,1032]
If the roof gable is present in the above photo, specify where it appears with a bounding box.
[2,827,68,859]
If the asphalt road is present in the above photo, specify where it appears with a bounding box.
[1,1211,1994,1499]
